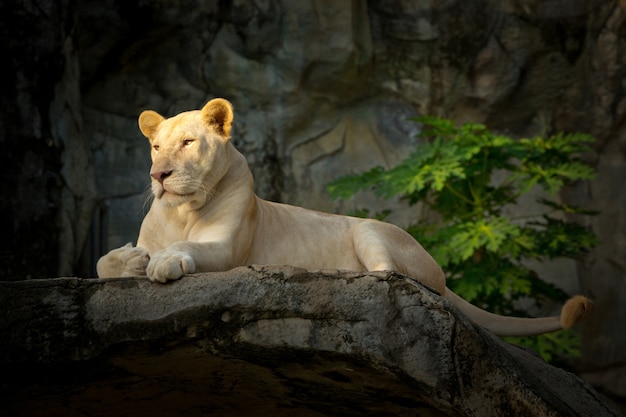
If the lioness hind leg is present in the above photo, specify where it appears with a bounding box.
[352,220,446,294]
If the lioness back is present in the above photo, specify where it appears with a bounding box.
[247,199,365,271]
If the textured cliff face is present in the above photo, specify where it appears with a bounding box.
[0,267,619,417]
[1,0,624,405]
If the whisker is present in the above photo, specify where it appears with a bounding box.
[141,183,154,214]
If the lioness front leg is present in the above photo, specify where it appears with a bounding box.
[145,241,235,283]
[97,243,150,278]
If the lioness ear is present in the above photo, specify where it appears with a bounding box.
[201,98,234,139]
[138,110,165,142]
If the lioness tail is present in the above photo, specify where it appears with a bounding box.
[444,290,593,337]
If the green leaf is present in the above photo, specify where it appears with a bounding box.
[444,217,521,263]
[537,198,600,216]
[505,329,582,362]
[327,166,385,201]
[529,217,599,259]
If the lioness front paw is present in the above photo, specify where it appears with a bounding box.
[97,243,150,278]
[146,249,195,283]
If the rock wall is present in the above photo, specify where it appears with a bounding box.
[1,0,624,406]
[0,267,619,417]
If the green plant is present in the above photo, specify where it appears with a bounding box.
[327,117,598,362]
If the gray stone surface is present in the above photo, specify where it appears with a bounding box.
[0,266,618,416]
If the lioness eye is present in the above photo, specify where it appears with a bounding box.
[152,144,160,152]
[183,139,194,147]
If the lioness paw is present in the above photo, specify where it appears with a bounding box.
[97,243,150,278]
[146,249,195,283]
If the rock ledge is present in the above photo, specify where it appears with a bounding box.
[0,266,617,417]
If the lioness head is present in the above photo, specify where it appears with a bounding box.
[138,98,234,208]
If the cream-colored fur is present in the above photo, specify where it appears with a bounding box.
[97,99,593,337]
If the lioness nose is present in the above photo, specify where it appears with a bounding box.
[150,170,172,183]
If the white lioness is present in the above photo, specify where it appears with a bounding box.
[97,98,593,337]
